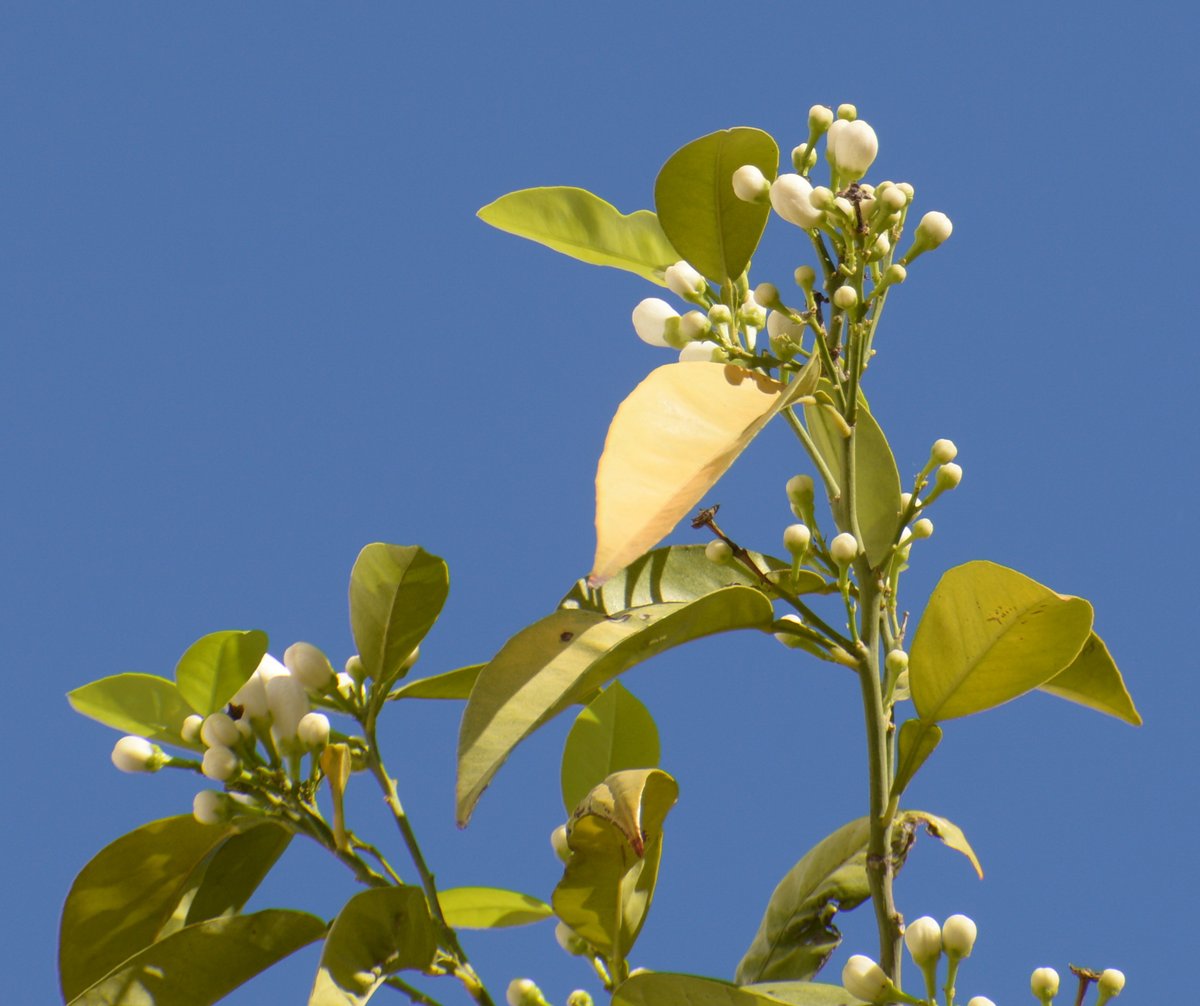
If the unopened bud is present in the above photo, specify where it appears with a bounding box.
[344,655,366,683]
[297,711,331,750]
[181,714,204,745]
[705,539,733,564]
[708,304,732,326]
[841,955,888,1003]
[790,143,817,173]
[678,340,723,363]
[679,310,711,343]
[830,532,859,566]
[904,915,942,966]
[885,649,909,675]
[931,439,958,464]
[770,174,824,229]
[833,286,858,310]
[193,790,229,826]
[809,104,835,133]
[773,613,807,649]
[902,211,954,264]
[827,118,878,180]
[266,673,310,753]
[942,914,977,959]
[1097,970,1124,1003]
[837,103,857,121]
[897,182,915,200]
[335,672,358,700]
[284,642,335,692]
[753,283,781,309]
[732,164,771,202]
[966,999,996,1006]
[869,233,891,260]
[833,196,855,218]
[111,736,163,774]
[786,474,815,502]
[201,744,239,782]
[809,185,835,211]
[1030,968,1060,1001]
[551,823,571,862]
[506,979,546,1006]
[794,265,816,292]
[566,991,594,1006]
[664,260,706,299]
[881,185,908,211]
[911,518,934,539]
[767,311,805,359]
[783,524,811,555]
[936,463,962,491]
[555,922,589,956]
[201,712,240,749]
[632,298,681,348]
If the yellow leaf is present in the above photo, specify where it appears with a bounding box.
[589,362,797,587]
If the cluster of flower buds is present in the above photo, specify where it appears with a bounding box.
[842,913,984,1005]
[1030,966,1125,1005]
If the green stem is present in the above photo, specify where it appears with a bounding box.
[384,976,446,1006]
[783,407,840,499]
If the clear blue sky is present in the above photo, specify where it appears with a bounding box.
[5,4,1196,1004]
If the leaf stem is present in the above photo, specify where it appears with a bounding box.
[782,407,840,499]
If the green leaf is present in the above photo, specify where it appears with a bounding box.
[310,887,438,1006]
[890,720,942,800]
[350,544,449,687]
[897,809,984,879]
[67,909,324,1006]
[175,630,269,716]
[803,385,901,569]
[67,673,198,746]
[745,982,868,1005]
[456,586,772,824]
[184,823,292,926]
[1038,631,1142,725]
[388,664,483,701]
[59,815,234,1001]
[561,681,660,814]
[477,186,679,285]
[437,887,553,929]
[909,560,1094,722]
[617,973,806,1006]
[553,769,678,969]
[654,128,778,284]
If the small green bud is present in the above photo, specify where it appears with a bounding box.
[679,310,711,343]
[885,649,909,675]
[869,233,891,260]
[732,164,771,202]
[880,185,908,211]
[931,438,958,464]
[897,182,915,199]
[911,518,934,539]
[809,185,836,210]
[753,282,781,309]
[808,104,835,133]
[705,539,733,564]
[344,654,366,684]
[193,790,230,826]
[1096,969,1125,1004]
[833,286,858,310]
[936,463,963,491]
[794,265,816,291]
[783,523,811,555]
[836,103,858,121]
[1030,967,1060,1002]
[566,991,594,1006]
[901,210,953,265]
[739,296,767,330]
[506,979,547,1006]
[708,304,733,326]
[786,474,815,500]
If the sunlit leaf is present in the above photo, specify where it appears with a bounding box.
[456,586,772,824]
[67,673,198,746]
[68,910,324,1006]
[617,972,822,1006]
[746,982,868,1005]
[388,664,482,702]
[349,544,448,687]
[184,823,292,926]
[175,630,269,716]
[654,127,778,283]
[59,815,234,1001]
[561,681,660,814]
[309,887,438,1006]
[909,561,1094,722]
[589,363,795,587]
[477,186,679,285]
[437,887,553,929]
[1038,631,1141,725]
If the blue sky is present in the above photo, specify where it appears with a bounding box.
[5,3,1196,1004]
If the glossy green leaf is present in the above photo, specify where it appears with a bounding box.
[746,982,868,1005]
[803,386,901,569]
[67,909,324,1006]
[388,664,482,702]
[59,815,234,1001]
[184,823,292,927]
[890,720,942,800]
[175,630,269,716]
[477,186,679,285]
[456,586,772,824]
[310,887,438,1006]
[1038,631,1141,725]
[909,560,1094,722]
[553,770,678,968]
[654,128,778,284]
[616,973,804,1006]
[897,809,984,879]
[349,544,449,687]
[67,673,198,746]
[437,887,553,929]
[561,681,660,814]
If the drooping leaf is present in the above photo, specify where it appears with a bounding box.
[184,823,292,927]
[349,544,449,687]
[456,586,772,824]
[477,186,679,285]
[616,973,809,1006]
[909,560,1094,722]
[67,673,198,746]
[175,630,269,716]
[437,887,553,929]
[67,909,324,1006]
[897,809,984,879]
[388,664,483,702]
[309,887,438,1006]
[553,770,678,969]
[746,982,868,1005]
[890,720,942,800]
[589,363,796,587]
[59,815,234,1001]
[654,127,779,284]
[803,386,901,569]
[1038,631,1141,725]
[561,681,660,814]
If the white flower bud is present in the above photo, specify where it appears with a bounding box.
[942,914,977,958]
[830,532,859,566]
[705,539,733,564]
[753,282,780,309]
[787,474,815,502]
[678,340,723,363]
[111,736,162,774]
[766,311,805,359]
[233,653,290,722]
[904,915,942,966]
[632,298,681,348]
[773,613,806,648]
[297,711,331,750]
[283,642,335,693]
[1030,967,1060,1000]
[897,182,915,199]
[827,119,878,180]
[566,991,594,1006]
[344,654,366,682]
[506,979,545,1006]
[193,789,228,826]
[679,310,711,343]
[833,286,858,310]
[833,196,855,217]
[880,185,908,211]
[181,714,204,744]
[808,104,834,132]
[770,174,824,228]
[794,265,816,291]
[664,260,706,299]
[869,233,890,259]
[555,922,589,956]
[790,143,816,173]
[1098,969,1124,999]
[882,264,907,286]
[917,211,953,247]
[336,672,358,700]
[885,649,909,674]
[900,492,922,511]
[266,673,310,753]
[836,103,857,121]
[201,744,239,782]
[936,463,963,490]
[966,999,996,1006]
[708,304,732,326]
[809,185,835,211]
[551,823,571,862]
[842,955,888,1003]
[200,712,241,749]
[783,524,811,555]
[931,439,958,464]
[911,518,934,539]
[731,164,770,202]
[739,294,766,330]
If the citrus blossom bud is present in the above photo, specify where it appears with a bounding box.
[1097,969,1124,1002]
[506,980,544,1006]
[632,298,681,348]
[335,672,358,700]
[897,182,915,199]
[266,673,310,752]
[201,744,239,782]
[1030,967,1059,1001]
[181,714,204,744]
[678,341,723,362]
[679,310,711,343]
[836,103,857,121]
[842,955,888,1003]
[830,532,859,566]
[555,922,589,956]
[551,823,571,862]
[827,119,878,180]
[201,712,240,749]
[833,286,858,310]
[707,304,732,326]
[766,311,805,359]
[809,104,834,133]
[880,185,907,211]
[942,914,977,958]
[911,518,934,539]
[193,790,228,826]
[111,736,163,774]
[904,915,942,966]
[885,649,909,675]
[794,265,816,291]
[732,164,770,202]
[966,999,996,1006]
[931,439,958,464]
[753,282,781,309]
[783,524,811,555]
[773,613,807,648]
[344,654,366,683]
[787,474,814,502]
[790,143,817,173]
[936,463,963,491]
[566,991,593,1006]
[809,185,835,210]
[284,642,335,692]
[770,174,823,228]
[705,539,733,564]
[664,260,705,299]
[297,711,331,750]
[902,211,953,264]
